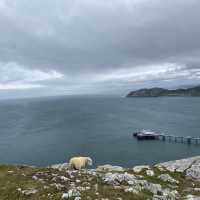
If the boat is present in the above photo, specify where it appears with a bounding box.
[133,130,159,140]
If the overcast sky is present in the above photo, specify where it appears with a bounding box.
[0,0,200,98]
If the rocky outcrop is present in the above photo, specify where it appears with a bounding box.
[158,174,179,184]
[2,155,200,199]
[186,159,200,181]
[156,155,200,181]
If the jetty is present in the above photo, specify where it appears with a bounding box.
[133,130,200,145]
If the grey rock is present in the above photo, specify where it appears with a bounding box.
[124,187,139,194]
[50,163,69,171]
[133,165,150,173]
[62,189,81,199]
[186,159,200,181]
[152,194,175,200]
[143,182,162,195]
[51,183,64,190]
[103,172,136,185]
[60,176,69,181]
[62,193,69,199]
[152,189,178,200]
[158,174,179,184]
[74,197,81,200]
[32,175,38,180]
[76,186,91,191]
[97,164,124,172]
[21,189,38,196]
[184,195,200,200]
[146,169,155,176]
[155,156,200,172]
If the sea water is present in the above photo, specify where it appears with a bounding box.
[0,95,200,167]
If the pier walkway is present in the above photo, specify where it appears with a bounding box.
[133,130,200,145]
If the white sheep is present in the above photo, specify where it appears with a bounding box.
[69,156,93,170]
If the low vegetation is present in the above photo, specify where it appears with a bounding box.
[0,160,200,200]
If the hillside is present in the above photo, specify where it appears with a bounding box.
[127,86,200,97]
[1,156,200,199]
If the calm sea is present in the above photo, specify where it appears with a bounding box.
[0,95,200,167]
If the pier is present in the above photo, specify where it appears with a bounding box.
[133,130,200,145]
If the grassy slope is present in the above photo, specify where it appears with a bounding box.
[0,165,200,200]
[0,165,148,200]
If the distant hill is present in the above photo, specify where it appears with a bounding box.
[127,86,200,97]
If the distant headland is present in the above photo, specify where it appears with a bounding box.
[127,86,200,97]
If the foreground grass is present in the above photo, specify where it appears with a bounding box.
[1,164,200,200]
[0,165,149,200]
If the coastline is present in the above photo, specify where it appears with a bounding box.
[1,156,200,199]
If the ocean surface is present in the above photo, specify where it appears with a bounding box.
[0,95,200,167]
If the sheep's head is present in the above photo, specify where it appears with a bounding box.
[86,157,93,166]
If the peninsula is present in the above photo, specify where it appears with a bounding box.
[127,86,200,97]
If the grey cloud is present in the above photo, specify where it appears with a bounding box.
[0,0,200,97]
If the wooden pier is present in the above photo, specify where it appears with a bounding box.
[133,131,200,145]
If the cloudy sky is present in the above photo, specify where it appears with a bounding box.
[0,0,200,98]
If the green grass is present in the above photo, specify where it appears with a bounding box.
[0,165,199,200]
[0,165,151,200]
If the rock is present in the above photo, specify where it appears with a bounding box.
[97,164,124,172]
[103,172,136,185]
[51,163,69,171]
[136,175,144,179]
[143,182,162,195]
[76,186,90,191]
[84,169,97,176]
[32,175,38,180]
[186,160,200,181]
[185,195,200,200]
[43,186,49,189]
[133,165,150,173]
[155,156,200,172]
[74,197,81,200]
[60,176,69,181]
[94,184,98,191]
[124,187,139,194]
[152,194,175,200]
[62,189,81,199]
[52,183,64,190]
[146,169,155,176]
[62,193,69,199]
[127,180,134,185]
[166,190,179,199]
[194,188,200,192]
[21,189,38,196]
[152,189,178,200]
[158,174,179,184]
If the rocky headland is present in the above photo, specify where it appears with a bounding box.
[126,86,200,97]
[1,156,200,200]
